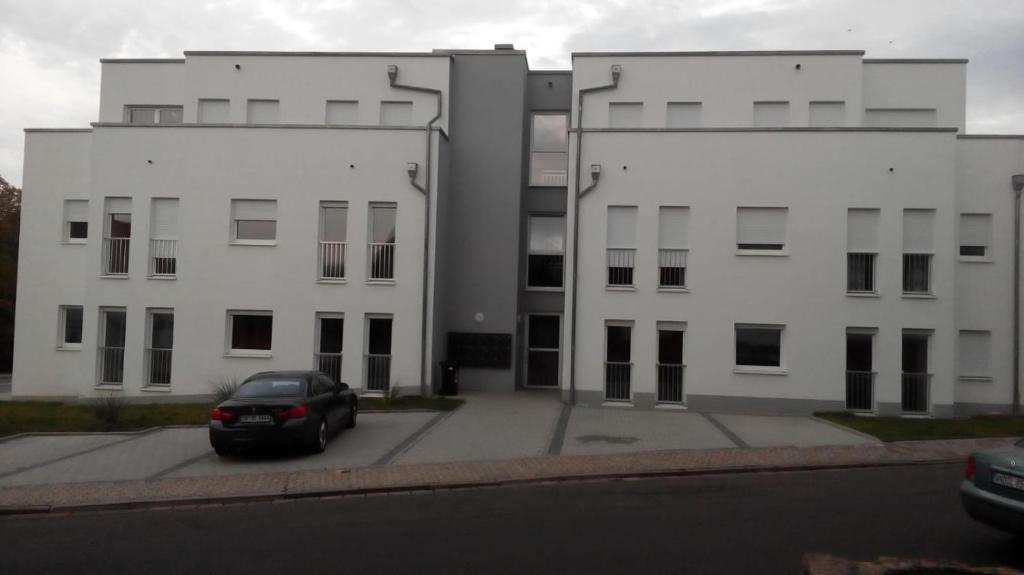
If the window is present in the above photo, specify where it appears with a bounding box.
[736,207,787,252]
[847,208,879,293]
[608,102,642,128]
[658,207,689,288]
[231,199,277,243]
[145,309,174,386]
[58,305,83,349]
[126,106,183,125]
[367,204,397,280]
[227,311,273,355]
[846,328,875,411]
[605,322,632,401]
[958,330,992,380]
[902,330,931,413]
[149,198,178,277]
[903,209,934,294]
[656,322,685,403]
[865,108,937,128]
[365,315,393,392]
[527,215,565,289]
[606,206,637,287]
[808,101,845,127]
[63,199,88,242]
[529,113,569,186]
[102,197,131,275]
[326,100,358,125]
[246,99,280,124]
[666,102,701,128]
[380,101,412,126]
[97,308,126,385]
[319,202,348,280]
[526,315,560,388]
[735,324,783,369]
[753,101,790,127]
[959,213,992,258]
[197,99,230,123]
[315,313,344,383]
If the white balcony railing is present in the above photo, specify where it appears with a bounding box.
[658,249,688,288]
[319,241,347,280]
[901,372,931,413]
[97,346,125,385]
[102,238,130,276]
[368,243,396,281]
[845,371,874,411]
[315,352,343,384]
[148,239,177,277]
[607,248,636,287]
[656,363,685,403]
[365,353,391,392]
[145,347,173,386]
[604,361,632,401]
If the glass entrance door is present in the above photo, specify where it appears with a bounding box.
[526,315,560,388]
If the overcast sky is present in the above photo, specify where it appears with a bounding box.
[1,0,1022,187]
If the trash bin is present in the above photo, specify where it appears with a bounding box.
[438,361,459,396]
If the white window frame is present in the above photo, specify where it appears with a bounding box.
[959,213,993,263]
[736,207,788,256]
[144,308,175,389]
[230,199,277,246]
[958,329,993,382]
[314,312,345,383]
[125,105,184,125]
[526,214,566,291]
[529,112,569,187]
[57,305,83,350]
[733,323,786,375]
[62,199,89,244]
[225,310,274,357]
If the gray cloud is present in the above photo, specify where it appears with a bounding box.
[1,0,1021,186]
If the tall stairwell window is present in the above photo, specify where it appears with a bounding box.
[529,113,568,186]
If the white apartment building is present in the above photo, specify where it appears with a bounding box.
[13,47,1024,417]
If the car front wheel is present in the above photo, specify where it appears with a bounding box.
[345,402,357,429]
[310,419,328,454]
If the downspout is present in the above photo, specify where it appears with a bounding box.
[568,64,620,404]
[1012,174,1024,414]
[389,64,443,397]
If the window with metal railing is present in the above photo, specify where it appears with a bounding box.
[658,249,687,288]
[658,207,689,288]
[607,206,638,288]
[368,204,397,281]
[148,198,178,278]
[901,331,931,413]
[529,113,568,186]
[607,249,635,287]
[319,202,348,280]
[365,316,392,392]
[847,253,876,293]
[902,254,932,294]
[903,209,934,295]
[845,330,875,411]
[145,309,174,387]
[656,324,685,403]
[103,212,131,276]
[315,313,344,384]
[97,308,127,386]
[604,323,632,401]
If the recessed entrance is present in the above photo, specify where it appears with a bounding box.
[526,314,560,388]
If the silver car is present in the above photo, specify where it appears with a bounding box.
[961,438,1024,535]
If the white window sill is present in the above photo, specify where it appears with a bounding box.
[147,275,177,281]
[606,285,636,292]
[958,375,994,383]
[224,351,273,359]
[846,291,880,298]
[141,385,172,393]
[657,286,689,293]
[366,279,397,286]
[56,345,82,352]
[899,413,933,419]
[733,366,788,376]
[317,278,348,284]
[654,403,688,410]
[959,256,993,264]
[94,384,124,391]
[902,293,936,300]
[525,286,565,293]
[61,240,88,246]
[736,249,788,257]
[99,274,130,280]
[601,401,634,408]
[229,240,277,247]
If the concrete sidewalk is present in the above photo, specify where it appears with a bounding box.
[0,436,1015,515]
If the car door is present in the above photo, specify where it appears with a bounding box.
[319,374,343,427]
[309,376,331,425]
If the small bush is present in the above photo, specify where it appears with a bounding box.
[88,394,128,427]
[211,377,241,403]
[384,382,401,404]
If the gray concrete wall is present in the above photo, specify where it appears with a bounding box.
[442,53,529,392]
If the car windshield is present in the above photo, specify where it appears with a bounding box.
[234,378,305,398]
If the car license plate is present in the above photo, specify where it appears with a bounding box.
[993,472,1024,492]
[239,414,273,425]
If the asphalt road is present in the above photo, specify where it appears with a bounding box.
[1,463,1021,574]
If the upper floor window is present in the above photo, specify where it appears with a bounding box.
[608,102,642,128]
[737,207,787,252]
[529,113,568,186]
[607,206,638,287]
[126,106,183,125]
[527,215,565,289]
[380,101,412,126]
[62,199,88,243]
[319,202,348,280]
[658,206,689,289]
[808,101,846,127]
[198,99,230,123]
[903,209,935,295]
[666,102,702,128]
[247,99,280,124]
[102,197,131,276]
[753,101,790,127]
[847,208,880,293]
[58,305,83,349]
[230,199,277,244]
[865,108,937,128]
[959,213,992,259]
[326,100,358,125]
[149,198,179,277]
[368,203,397,281]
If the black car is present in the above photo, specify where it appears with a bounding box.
[961,439,1024,535]
[209,371,357,456]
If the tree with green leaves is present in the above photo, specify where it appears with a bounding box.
[0,175,21,373]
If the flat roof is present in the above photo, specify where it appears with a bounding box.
[183,50,449,58]
[432,48,526,56]
[572,50,865,58]
[864,58,968,64]
[957,134,1024,140]
[100,58,185,64]
[576,127,959,133]
[24,128,93,133]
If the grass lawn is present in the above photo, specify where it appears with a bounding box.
[0,396,464,437]
[817,412,1024,442]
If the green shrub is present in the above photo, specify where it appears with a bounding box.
[88,394,128,427]
[211,377,241,404]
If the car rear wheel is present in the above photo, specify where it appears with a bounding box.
[214,446,231,457]
[310,418,328,454]
[345,402,357,429]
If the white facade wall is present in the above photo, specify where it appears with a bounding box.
[98,61,186,122]
[863,61,967,131]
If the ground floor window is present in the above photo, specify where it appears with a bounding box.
[365,315,393,392]
[526,314,560,387]
[735,324,783,368]
[145,309,174,386]
[605,322,632,401]
[657,323,685,403]
[97,308,127,385]
[227,311,273,355]
[315,313,344,383]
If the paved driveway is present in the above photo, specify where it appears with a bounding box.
[0,393,873,486]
